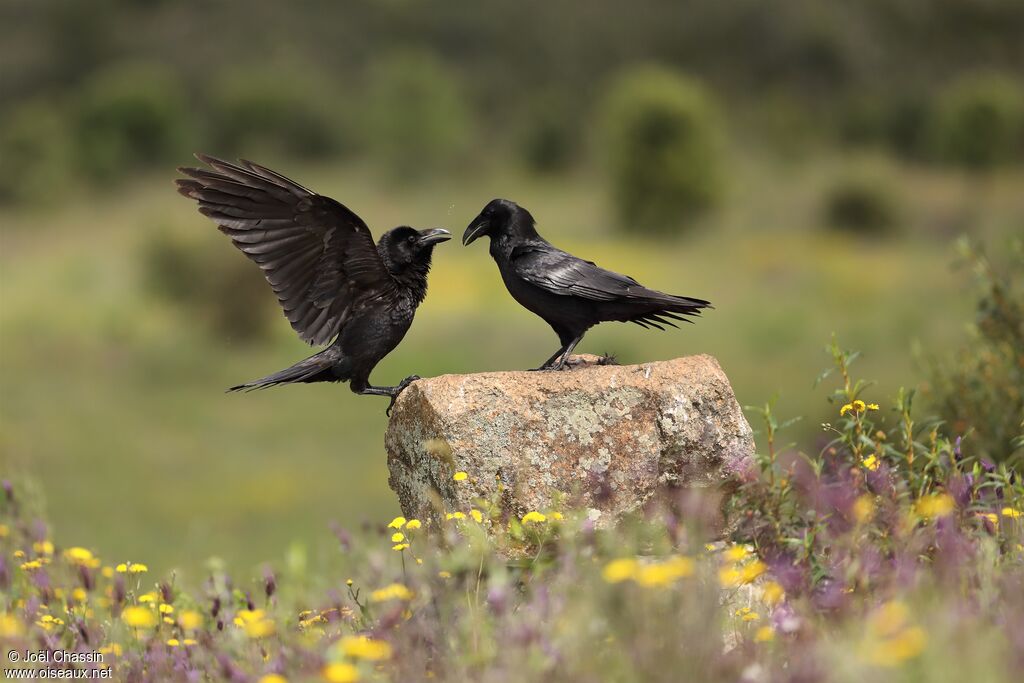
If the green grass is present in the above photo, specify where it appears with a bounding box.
[1,153,1021,576]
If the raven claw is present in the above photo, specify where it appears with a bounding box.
[385,376,422,416]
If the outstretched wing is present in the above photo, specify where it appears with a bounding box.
[510,244,710,328]
[176,154,396,345]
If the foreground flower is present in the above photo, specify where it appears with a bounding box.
[453,471,468,482]
[635,556,695,587]
[861,455,880,471]
[338,635,393,661]
[178,610,203,630]
[235,609,276,638]
[914,493,955,520]
[754,626,775,642]
[122,606,157,629]
[602,558,638,583]
[323,662,361,682]
[258,675,289,683]
[405,519,422,530]
[860,601,928,667]
[1002,507,1022,519]
[370,583,413,603]
[64,547,97,566]
[387,517,406,529]
[521,511,547,524]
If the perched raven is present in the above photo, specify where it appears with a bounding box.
[463,198,710,370]
[175,154,450,413]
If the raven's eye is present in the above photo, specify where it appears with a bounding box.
[407,235,416,244]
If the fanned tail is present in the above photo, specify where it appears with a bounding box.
[629,293,712,331]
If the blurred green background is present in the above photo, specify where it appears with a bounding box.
[1,0,1022,576]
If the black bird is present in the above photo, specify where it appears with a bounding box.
[175,154,450,413]
[463,199,710,370]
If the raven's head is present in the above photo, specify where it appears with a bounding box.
[462,198,536,246]
[378,226,451,278]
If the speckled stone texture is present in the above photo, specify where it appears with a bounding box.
[385,354,754,525]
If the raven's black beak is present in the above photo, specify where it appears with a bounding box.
[416,228,452,246]
[462,215,489,246]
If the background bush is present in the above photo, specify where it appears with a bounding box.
[73,62,192,182]
[364,52,473,180]
[927,73,1024,170]
[600,66,724,233]
[207,63,350,160]
[0,100,74,205]
[926,239,1024,467]
[141,227,275,342]
[822,161,901,236]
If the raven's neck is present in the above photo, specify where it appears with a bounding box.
[382,252,432,304]
[490,213,547,260]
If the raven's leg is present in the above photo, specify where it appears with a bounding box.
[351,376,421,416]
[531,345,570,372]
[550,335,584,371]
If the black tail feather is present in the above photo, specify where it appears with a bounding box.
[227,349,340,392]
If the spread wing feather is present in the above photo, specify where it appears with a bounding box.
[176,154,396,345]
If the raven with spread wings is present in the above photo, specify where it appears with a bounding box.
[176,154,450,413]
[464,198,709,370]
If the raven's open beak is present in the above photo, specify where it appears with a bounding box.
[462,215,489,246]
[416,228,452,246]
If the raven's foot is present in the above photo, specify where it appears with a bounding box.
[596,353,619,366]
[385,375,421,416]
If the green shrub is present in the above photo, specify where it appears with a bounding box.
[925,238,1024,467]
[599,66,725,233]
[74,62,192,181]
[822,162,901,236]
[141,227,275,342]
[207,64,349,159]
[0,99,75,205]
[928,73,1024,170]
[518,91,577,173]
[364,52,472,180]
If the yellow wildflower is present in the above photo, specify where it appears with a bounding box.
[741,611,760,622]
[863,626,928,667]
[98,644,122,657]
[72,588,88,603]
[391,543,410,551]
[101,566,114,578]
[914,493,955,520]
[719,566,742,588]
[370,583,413,603]
[867,403,880,411]
[635,556,695,587]
[0,523,8,538]
[64,547,95,565]
[387,517,406,529]
[762,581,785,606]
[445,512,465,521]
[33,540,54,556]
[978,512,998,528]
[258,675,289,683]
[521,511,547,524]
[178,610,203,630]
[391,532,405,543]
[724,546,749,562]
[754,626,775,643]
[853,494,875,523]
[13,550,25,559]
[122,606,158,629]
[323,662,361,682]
[20,560,43,571]
[470,509,483,523]
[182,639,197,646]
[1,614,23,638]
[166,638,180,647]
[163,617,174,625]
[549,512,564,520]
[129,563,148,574]
[453,471,468,482]
[741,560,768,583]
[405,519,422,530]
[861,455,880,471]
[1001,507,1022,519]
[116,563,128,573]
[159,604,174,614]
[438,571,452,579]
[138,592,158,603]
[338,635,393,661]
[236,609,276,638]
[602,558,638,583]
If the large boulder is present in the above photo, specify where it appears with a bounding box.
[385,354,753,526]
